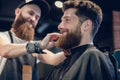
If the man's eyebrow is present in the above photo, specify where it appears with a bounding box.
[62,16,71,20]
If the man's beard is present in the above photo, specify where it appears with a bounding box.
[12,14,35,41]
[55,26,82,50]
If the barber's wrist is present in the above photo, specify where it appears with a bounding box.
[39,40,44,49]
[26,41,42,54]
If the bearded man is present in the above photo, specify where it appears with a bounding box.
[44,0,119,80]
[0,0,67,80]
[0,0,69,80]
[0,0,49,80]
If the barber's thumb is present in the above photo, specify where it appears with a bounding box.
[42,49,52,54]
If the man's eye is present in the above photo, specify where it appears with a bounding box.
[66,19,70,22]
[35,16,40,21]
[29,12,33,16]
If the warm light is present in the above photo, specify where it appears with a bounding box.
[55,1,63,8]
[25,0,32,3]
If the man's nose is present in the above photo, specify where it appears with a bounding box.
[31,16,36,22]
[58,22,64,30]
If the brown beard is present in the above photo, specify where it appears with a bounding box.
[55,26,82,50]
[12,14,34,41]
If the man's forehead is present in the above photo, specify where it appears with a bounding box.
[62,8,77,19]
[22,4,41,15]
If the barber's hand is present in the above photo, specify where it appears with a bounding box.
[40,33,61,49]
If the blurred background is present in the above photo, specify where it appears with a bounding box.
[0,0,120,80]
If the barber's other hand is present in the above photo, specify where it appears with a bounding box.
[40,33,60,49]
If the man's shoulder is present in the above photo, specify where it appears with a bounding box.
[83,45,106,58]
[0,31,11,43]
[85,45,102,53]
[0,31,9,36]
[0,31,9,39]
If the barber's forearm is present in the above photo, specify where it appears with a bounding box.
[0,35,56,58]
[0,41,44,58]
[37,50,66,66]
[0,44,27,58]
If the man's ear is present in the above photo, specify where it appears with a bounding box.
[82,19,92,32]
[15,8,21,16]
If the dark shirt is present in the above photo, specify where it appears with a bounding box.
[0,55,38,80]
[46,44,118,80]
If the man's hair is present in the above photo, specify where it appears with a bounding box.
[62,0,103,37]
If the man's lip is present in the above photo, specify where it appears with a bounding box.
[60,31,65,34]
[60,31,67,35]
[30,24,35,28]
[27,21,35,28]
